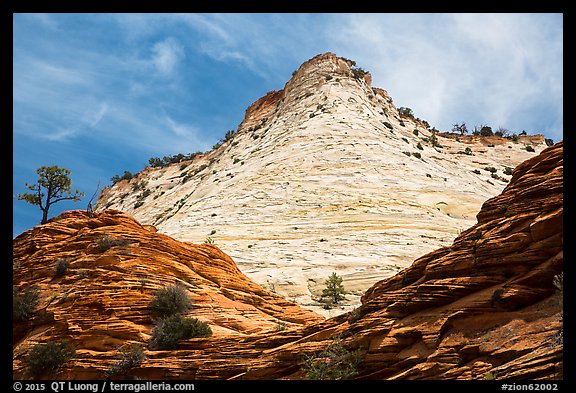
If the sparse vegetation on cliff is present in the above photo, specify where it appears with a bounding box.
[302,336,361,380]
[149,284,192,317]
[106,343,147,377]
[25,340,75,378]
[110,170,134,184]
[398,107,414,117]
[95,234,131,252]
[13,285,40,322]
[150,314,212,350]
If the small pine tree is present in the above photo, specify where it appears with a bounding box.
[17,165,84,224]
[321,272,347,305]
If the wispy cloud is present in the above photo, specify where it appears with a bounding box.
[13,13,563,238]
[150,38,185,76]
[325,13,562,140]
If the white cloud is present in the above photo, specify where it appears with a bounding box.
[86,102,109,128]
[323,13,562,138]
[150,38,185,76]
[165,116,195,138]
[43,128,78,141]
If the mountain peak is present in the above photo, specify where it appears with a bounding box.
[240,52,373,132]
[95,53,549,317]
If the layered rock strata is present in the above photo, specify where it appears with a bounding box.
[14,142,563,380]
[95,52,550,316]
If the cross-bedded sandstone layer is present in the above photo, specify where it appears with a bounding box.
[14,141,562,380]
[95,53,550,316]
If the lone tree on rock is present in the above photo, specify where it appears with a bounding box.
[321,272,347,306]
[17,165,84,224]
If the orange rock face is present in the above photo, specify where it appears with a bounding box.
[13,142,562,380]
[12,210,322,379]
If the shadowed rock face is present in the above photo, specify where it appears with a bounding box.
[13,142,562,380]
[95,52,550,317]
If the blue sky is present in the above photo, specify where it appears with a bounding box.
[13,13,563,237]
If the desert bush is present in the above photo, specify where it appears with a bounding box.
[110,171,134,185]
[351,67,368,80]
[412,152,422,159]
[479,126,493,136]
[503,166,513,176]
[398,107,414,117]
[149,284,192,317]
[55,259,70,277]
[95,234,131,252]
[26,340,75,378]
[13,285,40,322]
[526,145,535,152]
[150,314,212,350]
[483,166,497,173]
[107,343,147,376]
[302,337,362,380]
[429,133,442,148]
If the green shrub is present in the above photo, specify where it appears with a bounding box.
[26,340,75,378]
[479,126,493,136]
[351,67,368,80]
[150,314,212,350]
[149,284,192,317]
[224,129,236,142]
[398,107,414,117]
[55,259,70,277]
[503,166,513,176]
[416,142,423,150]
[429,133,442,148]
[95,235,131,252]
[413,129,419,136]
[13,285,40,322]
[412,152,422,159]
[464,147,473,155]
[484,166,497,173]
[107,344,147,376]
[302,337,361,380]
[526,145,535,152]
[110,171,134,185]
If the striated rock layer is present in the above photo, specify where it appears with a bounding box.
[13,142,563,380]
[95,52,550,316]
[12,210,322,379]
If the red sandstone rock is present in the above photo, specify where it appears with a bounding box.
[13,142,562,380]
